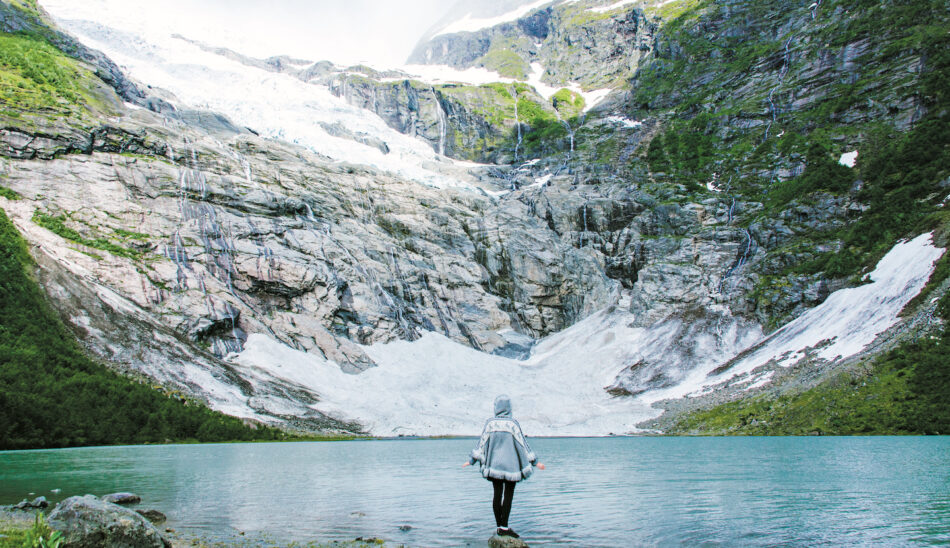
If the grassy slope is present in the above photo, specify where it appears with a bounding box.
[668,301,950,436]
[0,1,117,129]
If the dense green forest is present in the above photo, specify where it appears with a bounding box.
[0,209,282,449]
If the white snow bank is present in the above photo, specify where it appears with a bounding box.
[234,301,759,436]
[605,115,642,128]
[663,233,944,399]
[839,150,858,167]
[234,234,941,436]
[720,233,941,373]
[589,0,637,13]
[434,0,554,37]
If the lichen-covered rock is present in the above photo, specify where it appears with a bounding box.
[47,495,170,548]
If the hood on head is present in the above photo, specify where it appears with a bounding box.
[494,394,511,417]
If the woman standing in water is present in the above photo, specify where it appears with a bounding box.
[463,395,545,538]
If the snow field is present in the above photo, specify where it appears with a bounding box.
[235,233,943,436]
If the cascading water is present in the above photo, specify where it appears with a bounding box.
[432,88,447,156]
[764,9,815,141]
[508,86,523,162]
[717,228,756,293]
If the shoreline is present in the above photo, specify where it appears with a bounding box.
[4,432,949,453]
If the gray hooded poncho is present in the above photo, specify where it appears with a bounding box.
[468,395,538,482]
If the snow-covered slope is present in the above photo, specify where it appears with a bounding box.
[232,234,943,436]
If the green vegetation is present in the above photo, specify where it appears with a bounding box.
[669,325,950,435]
[478,46,529,80]
[22,514,62,548]
[551,88,585,118]
[0,209,282,449]
[0,185,21,200]
[0,0,119,128]
[634,0,950,282]
[765,140,854,209]
[32,211,144,260]
[0,32,104,123]
[439,82,581,159]
[646,0,704,20]
[112,227,150,241]
[561,3,614,28]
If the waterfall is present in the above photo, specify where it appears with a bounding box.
[509,86,522,162]
[432,88,447,156]
[781,36,793,78]
[764,6,816,141]
[717,228,757,293]
[580,200,590,247]
[560,119,575,154]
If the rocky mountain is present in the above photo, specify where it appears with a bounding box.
[1,0,947,437]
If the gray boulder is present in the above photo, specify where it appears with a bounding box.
[488,534,529,547]
[47,495,170,548]
[14,496,49,510]
[101,493,141,505]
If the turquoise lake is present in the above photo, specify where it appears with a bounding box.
[2,437,948,546]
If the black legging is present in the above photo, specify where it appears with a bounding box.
[491,479,516,527]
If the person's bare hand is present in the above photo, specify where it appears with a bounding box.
[462,462,471,467]
[537,463,546,470]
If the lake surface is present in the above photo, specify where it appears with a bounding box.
[1,437,948,546]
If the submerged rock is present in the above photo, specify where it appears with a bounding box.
[48,495,170,548]
[488,534,529,547]
[135,509,167,524]
[101,492,141,505]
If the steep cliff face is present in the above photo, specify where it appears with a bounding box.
[409,0,656,89]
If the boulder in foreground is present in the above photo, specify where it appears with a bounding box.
[48,495,170,548]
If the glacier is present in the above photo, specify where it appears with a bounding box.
[41,1,490,191]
